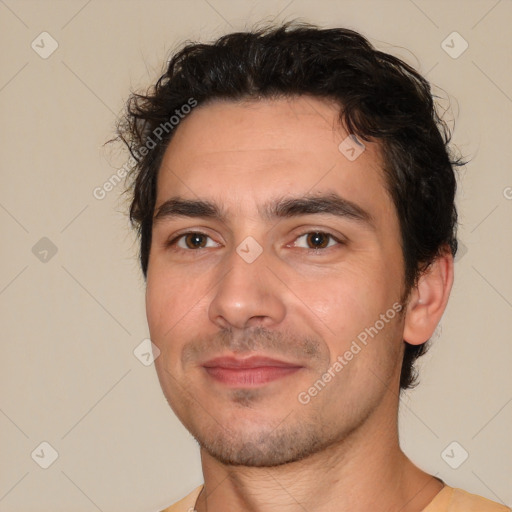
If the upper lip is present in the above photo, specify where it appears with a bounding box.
[202,355,302,369]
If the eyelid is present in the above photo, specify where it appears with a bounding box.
[165,230,220,250]
[290,231,344,250]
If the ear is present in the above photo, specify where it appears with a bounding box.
[403,247,454,345]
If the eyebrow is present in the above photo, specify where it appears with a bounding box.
[153,192,374,228]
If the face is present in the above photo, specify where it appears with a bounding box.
[146,96,408,467]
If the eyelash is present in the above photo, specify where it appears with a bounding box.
[165,230,345,254]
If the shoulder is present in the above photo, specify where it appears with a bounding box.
[425,486,510,512]
[450,488,511,512]
[158,485,203,512]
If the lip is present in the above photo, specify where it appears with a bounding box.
[202,356,303,387]
[203,356,300,369]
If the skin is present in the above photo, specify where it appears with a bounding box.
[145,96,454,512]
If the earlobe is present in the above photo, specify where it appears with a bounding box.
[403,248,454,346]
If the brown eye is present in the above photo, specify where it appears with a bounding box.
[183,233,208,249]
[167,232,218,251]
[306,232,331,249]
[293,231,340,250]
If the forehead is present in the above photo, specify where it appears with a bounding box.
[155,96,392,222]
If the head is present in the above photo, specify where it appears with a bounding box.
[118,22,461,466]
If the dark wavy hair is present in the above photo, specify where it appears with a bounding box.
[117,21,464,390]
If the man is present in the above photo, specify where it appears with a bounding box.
[117,22,509,512]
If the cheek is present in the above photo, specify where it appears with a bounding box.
[145,273,166,336]
[145,269,189,341]
[145,264,214,372]
[296,264,400,356]
[299,267,379,323]
[146,279,187,381]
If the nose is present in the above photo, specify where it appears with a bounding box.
[208,245,286,331]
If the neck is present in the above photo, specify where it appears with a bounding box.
[195,396,443,512]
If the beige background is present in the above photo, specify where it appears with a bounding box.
[1,0,511,510]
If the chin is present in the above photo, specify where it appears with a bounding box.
[190,414,336,467]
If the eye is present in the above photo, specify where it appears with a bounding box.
[292,231,342,250]
[166,230,344,253]
[168,232,219,250]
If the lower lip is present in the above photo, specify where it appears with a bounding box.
[204,366,302,387]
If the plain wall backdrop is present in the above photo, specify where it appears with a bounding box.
[1,0,511,510]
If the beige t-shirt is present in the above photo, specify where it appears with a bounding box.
[160,484,510,511]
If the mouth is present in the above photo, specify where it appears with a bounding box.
[202,355,303,387]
